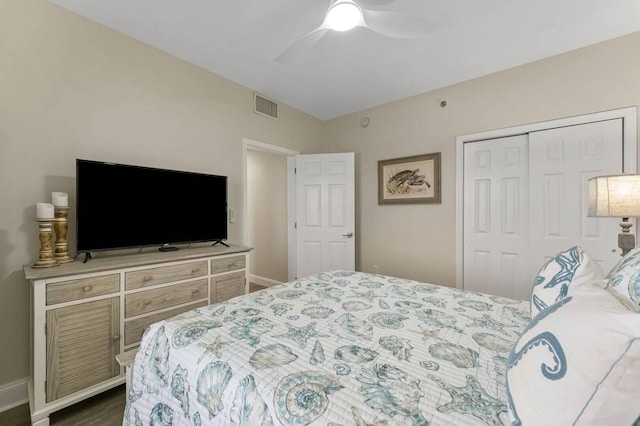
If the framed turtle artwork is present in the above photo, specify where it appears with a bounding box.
[378,152,441,204]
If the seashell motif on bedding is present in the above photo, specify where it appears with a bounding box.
[310,339,325,365]
[429,342,479,368]
[332,279,351,287]
[422,296,446,308]
[416,309,461,332]
[359,281,384,289]
[230,317,275,347]
[368,312,409,330]
[316,272,334,282]
[141,325,170,393]
[150,403,174,425]
[333,313,373,341]
[356,363,427,425]
[275,322,329,349]
[420,360,440,371]
[315,287,344,302]
[334,345,379,363]
[252,292,274,305]
[502,306,530,324]
[379,335,413,361]
[458,299,492,312]
[473,332,513,353]
[388,285,416,299]
[196,361,233,419]
[464,314,513,334]
[428,374,507,425]
[172,321,221,349]
[350,289,377,302]
[305,281,330,290]
[230,308,261,317]
[342,301,372,312]
[378,299,390,310]
[249,343,298,369]
[394,300,423,309]
[270,303,293,317]
[273,371,344,425]
[411,284,439,293]
[230,375,273,426]
[276,290,308,300]
[170,364,190,418]
[334,363,351,375]
[301,306,335,319]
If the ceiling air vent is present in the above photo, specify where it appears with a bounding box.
[254,93,279,120]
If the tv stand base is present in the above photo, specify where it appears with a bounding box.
[159,245,179,252]
[212,240,229,247]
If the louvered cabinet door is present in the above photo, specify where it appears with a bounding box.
[46,297,120,402]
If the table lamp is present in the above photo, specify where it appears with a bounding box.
[588,174,640,256]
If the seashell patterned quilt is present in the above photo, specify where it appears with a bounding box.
[124,271,530,425]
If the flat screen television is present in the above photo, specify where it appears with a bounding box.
[76,159,228,256]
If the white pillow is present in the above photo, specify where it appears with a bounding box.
[606,246,640,311]
[530,246,604,318]
[507,282,640,425]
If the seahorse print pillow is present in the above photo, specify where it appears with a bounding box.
[530,246,604,318]
[507,282,640,426]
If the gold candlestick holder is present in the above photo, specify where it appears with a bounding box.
[32,219,59,268]
[54,207,74,263]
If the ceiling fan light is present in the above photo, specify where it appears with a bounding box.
[326,2,361,31]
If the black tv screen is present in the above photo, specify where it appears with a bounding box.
[76,159,228,253]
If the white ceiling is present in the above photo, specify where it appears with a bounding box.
[50,0,640,121]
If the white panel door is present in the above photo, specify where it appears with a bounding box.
[295,153,355,278]
[529,119,623,275]
[464,135,530,300]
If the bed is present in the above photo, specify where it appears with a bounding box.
[123,247,640,425]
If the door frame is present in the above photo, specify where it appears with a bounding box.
[242,138,299,284]
[455,106,638,290]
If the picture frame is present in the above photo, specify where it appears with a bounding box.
[378,152,441,204]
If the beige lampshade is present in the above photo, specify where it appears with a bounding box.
[588,174,640,217]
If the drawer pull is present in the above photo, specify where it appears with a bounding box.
[191,289,199,294]
[192,268,200,273]
[143,276,152,282]
[82,285,92,292]
[228,262,236,267]
[143,300,152,306]
[113,334,120,341]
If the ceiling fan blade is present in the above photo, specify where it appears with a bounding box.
[361,9,433,39]
[275,26,330,63]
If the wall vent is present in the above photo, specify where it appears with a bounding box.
[254,93,279,120]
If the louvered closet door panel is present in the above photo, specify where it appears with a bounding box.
[529,119,623,275]
[463,135,530,300]
[46,297,120,402]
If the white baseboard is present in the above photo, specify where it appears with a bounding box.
[0,378,28,413]
[249,274,284,288]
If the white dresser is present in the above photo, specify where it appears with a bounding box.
[23,244,251,426]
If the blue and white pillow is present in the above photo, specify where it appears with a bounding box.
[507,282,640,425]
[606,246,640,311]
[530,246,604,317]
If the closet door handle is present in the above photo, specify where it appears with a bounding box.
[342,232,354,238]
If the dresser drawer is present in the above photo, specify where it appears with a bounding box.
[124,300,208,345]
[211,255,245,274]
[125,261,207,290]
[46,274,120,305]
[125,279,208,318]
[211,271,245,302]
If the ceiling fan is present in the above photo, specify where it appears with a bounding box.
[275,0,433,63]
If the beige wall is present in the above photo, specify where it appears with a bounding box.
[0,0,323,386]
[324,32,640,286]
[247,150,289,282]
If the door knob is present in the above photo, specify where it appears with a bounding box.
[342,232,354,238]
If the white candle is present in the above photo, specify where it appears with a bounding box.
[51,192,68,207]
[36,203,55,219]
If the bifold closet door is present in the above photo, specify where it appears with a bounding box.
[463,135,530,300]
[528,119,623,275]
[464,118,625,300]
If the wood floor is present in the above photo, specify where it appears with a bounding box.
[0,283,269,425]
